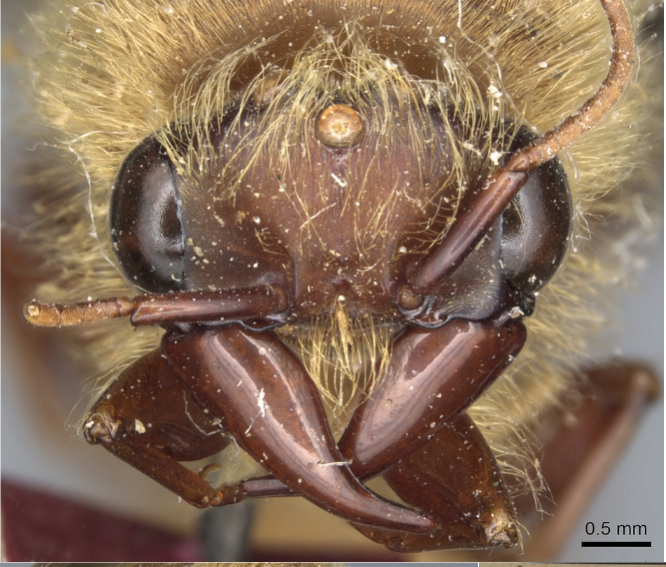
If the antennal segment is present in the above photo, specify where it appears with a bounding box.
[24,285,289,328]
[507,0,634,172]
[24,297,137,327]
[404,0,634,298]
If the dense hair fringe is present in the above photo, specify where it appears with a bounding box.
[158,23,513,266]
[27,0,660,510]
[276,302,401,431]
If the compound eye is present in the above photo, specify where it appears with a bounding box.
[110,137,185,292]
[501,127,572,293]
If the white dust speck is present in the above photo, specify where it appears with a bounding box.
[257,388,267,417]
[331,173,347,188]
[487,84,502,99]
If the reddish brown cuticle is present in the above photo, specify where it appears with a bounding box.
[316,104,364,148]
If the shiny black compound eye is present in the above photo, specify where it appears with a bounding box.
[500,126,573,295]
[110,136,185,293]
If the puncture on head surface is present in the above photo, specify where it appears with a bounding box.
[18,0,659,555]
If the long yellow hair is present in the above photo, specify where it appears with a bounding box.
[26,0,660,510]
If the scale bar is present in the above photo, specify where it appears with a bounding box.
[581,541,651,547]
